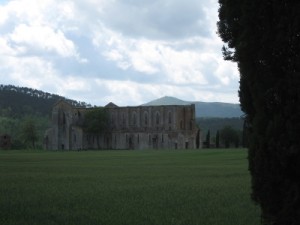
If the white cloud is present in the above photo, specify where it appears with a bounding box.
[0,37,16,55]
[1,56,59,89]
[0,5,8,25]
[0,0,240,106]
[10,24,77,57]
[61,76,90,92]
[1,0,76,27]
[92,78,239,106]
[99,31,210,85]
[97,0,214,40]
[215,60,239,85]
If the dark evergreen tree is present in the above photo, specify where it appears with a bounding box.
[196,129,201,149]
[242,118,248,148]
[206,130,210,148]
[218,0,300,224]
[216,130,220,148]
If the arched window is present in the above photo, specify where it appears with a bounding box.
[190,120,193,130]
[62,112,66,125]
[122,113,126,126]
[144,112,148,126]
[156,112,160,125]
[132,112,137,126]
[111,113,114,123]
[168,111,172,124]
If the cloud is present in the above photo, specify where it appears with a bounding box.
[0,0,240,106]
[0,56,59,89]
[98,0,214,40]
[92,78,239,106]
[10,24,77,57]
[99,31,233,86]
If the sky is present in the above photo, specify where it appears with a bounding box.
[0,0,239,106]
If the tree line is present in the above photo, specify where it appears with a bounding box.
[196,117,245,148]
[0,84,93,149]
[0,84,92,117]
[203,125,245,149]
[0,115,49,149]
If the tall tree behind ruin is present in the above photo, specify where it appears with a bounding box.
[83,108,109,134]
[218,0,300,224]
[21,117,38,148]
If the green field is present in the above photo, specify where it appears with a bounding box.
[0,149,260,225]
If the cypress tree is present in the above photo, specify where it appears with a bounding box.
[218,0,300,224]
[206,130,211,148]
[216,130,220,148]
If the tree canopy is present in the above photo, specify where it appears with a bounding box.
[83,108,109,134]
[218,0,300,224]
[220,125,239,148]
[0,84,92,117]
[21,117,38,148]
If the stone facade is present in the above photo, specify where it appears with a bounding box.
[44,100,200,150]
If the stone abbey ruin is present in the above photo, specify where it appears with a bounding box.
[44,100,200,150]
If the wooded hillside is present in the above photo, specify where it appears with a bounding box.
[0,84,91,117]
[0,84,91,149]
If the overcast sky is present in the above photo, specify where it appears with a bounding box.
[0,0,239,106]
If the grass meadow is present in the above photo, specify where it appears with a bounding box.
[0,149,260,225]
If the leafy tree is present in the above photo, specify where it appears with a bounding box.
[83,108,109,149]
[0,107,12,117]
[0,117,18,136]
[0,115,50,149]
[220,126,239,148]
[83,108,108,134]
[21,118,38,148]
[218,0,300,224]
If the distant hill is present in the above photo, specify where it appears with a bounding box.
[0,84,91,117]
[142,96,190,106]
[142,96,243,118]
[0,85,243,118]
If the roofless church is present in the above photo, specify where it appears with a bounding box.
[44,100,200,150]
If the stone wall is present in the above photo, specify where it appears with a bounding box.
[44,100,200,150]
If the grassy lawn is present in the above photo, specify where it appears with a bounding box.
[0,149,260,225]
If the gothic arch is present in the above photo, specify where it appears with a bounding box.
[132,111,137,126]
[144,111,148,126]
[168,111,172,124]
[155,111,160,125]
